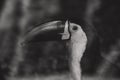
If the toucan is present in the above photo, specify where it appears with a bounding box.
[22,20,87,80]
[22,19,103,80]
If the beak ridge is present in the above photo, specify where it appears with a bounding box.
[60,20,70,40]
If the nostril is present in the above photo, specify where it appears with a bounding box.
[72,26,78,30]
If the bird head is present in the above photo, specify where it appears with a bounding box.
[61,21,87,43]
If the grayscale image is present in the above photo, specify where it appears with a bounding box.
[0,0,120,80]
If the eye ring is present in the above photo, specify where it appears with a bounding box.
[72,26,78,31]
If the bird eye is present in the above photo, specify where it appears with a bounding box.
[72,26,78,31]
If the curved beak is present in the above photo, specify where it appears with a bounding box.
[22,20,70,44]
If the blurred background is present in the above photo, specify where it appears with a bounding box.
[0,0,120,80]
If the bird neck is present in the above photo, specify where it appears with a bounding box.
[68,39,87,80]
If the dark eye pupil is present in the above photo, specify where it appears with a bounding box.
[72,26,78,30]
